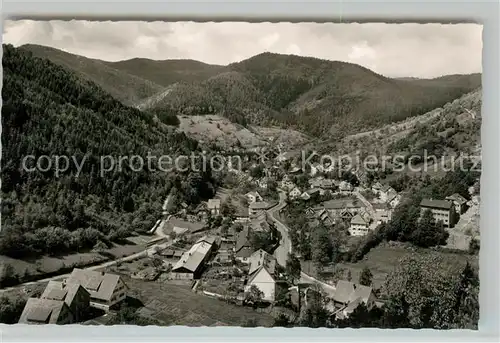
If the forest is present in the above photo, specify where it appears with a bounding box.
[0,44,215,259]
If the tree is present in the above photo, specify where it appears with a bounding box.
[285,252,302,284]
[359,267,373,286]
[311,224,332,268]
[274,313,293,327]
[0,264,18,288]
[383,252,478,329]
[411,209,449,248]
[245,285,264,308]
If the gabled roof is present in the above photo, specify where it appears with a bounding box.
[420,198,453,210]
[351,213,369,226]
[446,193,467,204]
[235,227,253,254]
[172,239,214,273]
[247,264,276,285]
[248,249,276,275]
[66,269,121,302]
[333,280,373,305]
[245,191,262,199]
[40,280,89,309]
[19,297,68,324]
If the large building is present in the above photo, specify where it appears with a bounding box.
[349,212,372,236]
[64,269,127,312]
[171,235,218,280]
[420,198,457,228]
[446,193,468,215]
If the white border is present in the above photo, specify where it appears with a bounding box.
[1,0,499,342]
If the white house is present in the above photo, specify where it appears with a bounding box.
[339,181,354,194]
[245,250,277,302]
[207,199,221,215]
[349,213,371,236]
[289,187,302,199]
[245,191,263,203]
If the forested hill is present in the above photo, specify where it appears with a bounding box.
[138,52,481,137]
[0,44,214,259]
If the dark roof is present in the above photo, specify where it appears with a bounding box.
[235,227,253,253]
[420,198,453,210]
[19,298,68,324]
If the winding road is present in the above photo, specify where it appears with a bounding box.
[267,190,336,296]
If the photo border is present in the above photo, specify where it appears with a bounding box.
[1,0,499,342]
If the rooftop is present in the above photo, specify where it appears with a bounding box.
[333,280,373,305]
[65,269,121,302]
[249,201,272,210]
[420,198,453,210]
[18,298,68,324]
[446,193,468,204]
[172,239,215,273]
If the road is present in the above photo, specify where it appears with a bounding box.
[267,190,336,296]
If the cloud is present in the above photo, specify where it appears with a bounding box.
[2,20,482,78]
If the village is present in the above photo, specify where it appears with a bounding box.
[13,144,481,326]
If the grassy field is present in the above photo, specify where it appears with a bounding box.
[0,236,150,285]
[125,277,274,327]
[302,242,478,290]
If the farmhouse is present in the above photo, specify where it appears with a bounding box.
[289,187,302,199]
[19,298,74,325]
[373,203,393,224]
[331,280,377,320]
[420,198,457,228]
[349,212,372,236]
[171,236,218,280]
[64,269,127,312]
[40,280,90,322]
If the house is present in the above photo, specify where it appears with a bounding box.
[332,280,377,319]
[320,198,365,218]
[207,199,221,215]
[235,207,250,223]
[257,177,269,189]
[349,213,371,236]
[171,236,217,280]
[245,191,263,203]
[373,203,393,224]
[64,269,126,312]
[167,217,206,235]
[420,198,457,228]
[234,227,255,263]
[371,182,383,193]
[19,298,74,325]
[249,201,272,216]
[316,208,335,226]
[386,189,402,208]
[289,187,302,199]
[446,193,468,214]
[40,280,90,322]
[300,192,311,201]
[339,181,354,194]
[246,249,278,302]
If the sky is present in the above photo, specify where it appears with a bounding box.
[2,20,482,78]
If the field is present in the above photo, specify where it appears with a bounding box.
[0,235,150,285]
[124,277,273,327]
[302,242,478,290]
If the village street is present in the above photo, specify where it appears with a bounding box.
[267,190,336,296]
